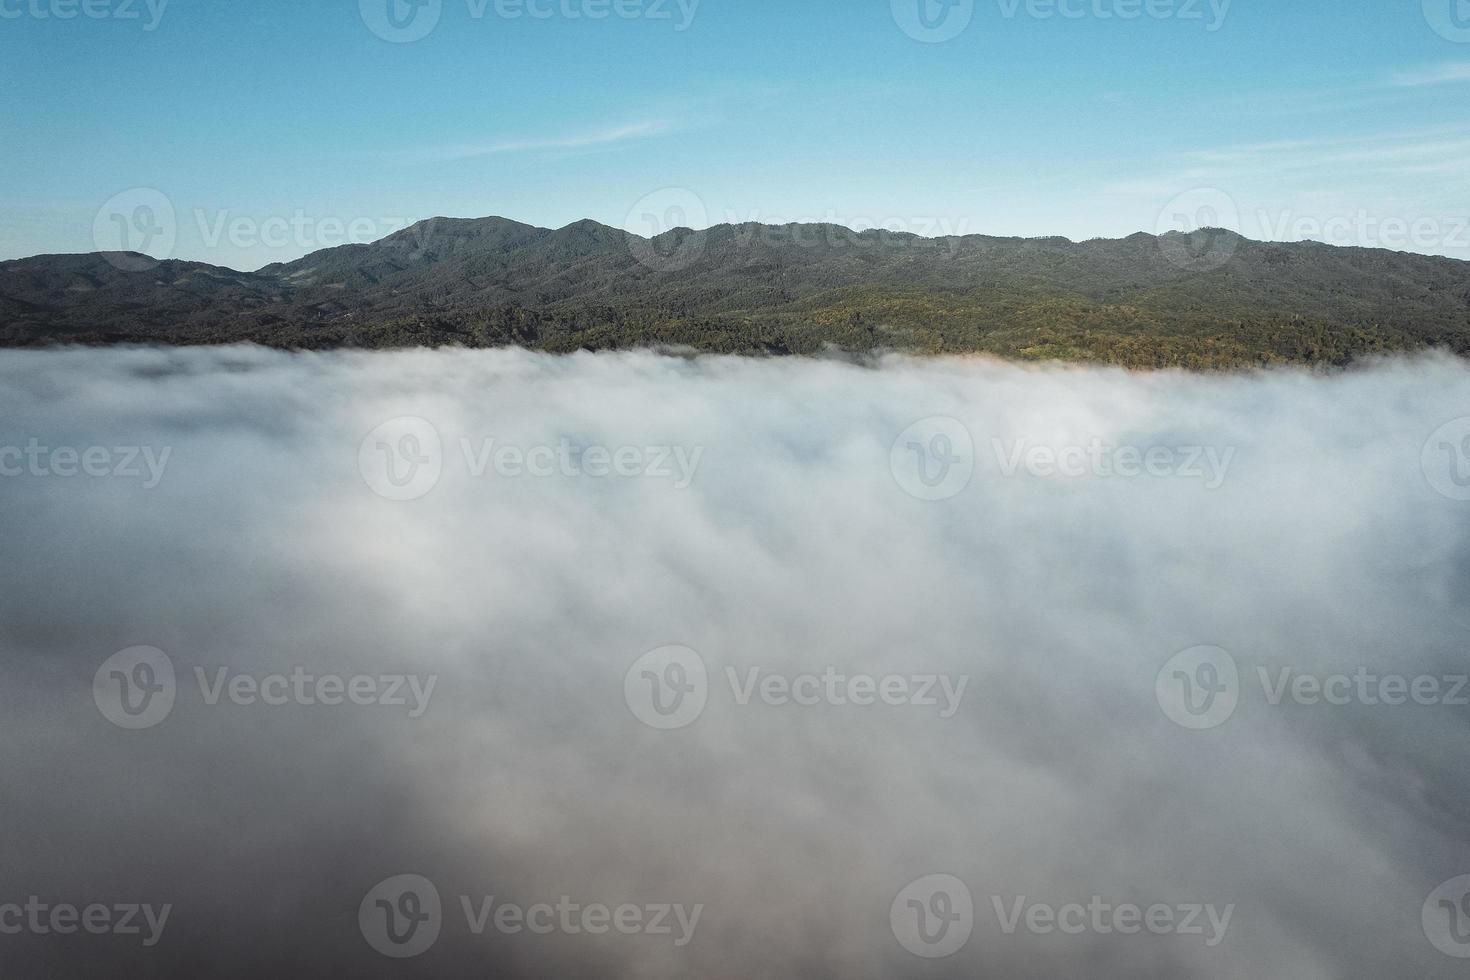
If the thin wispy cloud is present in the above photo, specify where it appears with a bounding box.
[1104,126,1470,195]
[1177,129,1470,178]
[1388,62,1470,88]
[1204,62,1470,118]
[422,119,676,162]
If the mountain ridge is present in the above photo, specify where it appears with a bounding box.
[4,216,1469,368]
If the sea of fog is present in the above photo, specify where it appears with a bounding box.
[2,346,1469,978]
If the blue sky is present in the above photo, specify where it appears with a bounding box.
[2,0,1469,269]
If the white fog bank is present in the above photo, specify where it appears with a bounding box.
[1,347,1469,978]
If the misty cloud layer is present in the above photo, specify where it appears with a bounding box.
[2,346,1469,978]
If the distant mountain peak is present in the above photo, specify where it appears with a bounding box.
[557,218,620,233]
